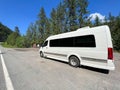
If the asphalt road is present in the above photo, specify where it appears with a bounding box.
[0,46,120,90]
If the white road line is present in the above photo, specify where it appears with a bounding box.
[0,50,14,90]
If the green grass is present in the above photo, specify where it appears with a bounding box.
[1,42,16,48]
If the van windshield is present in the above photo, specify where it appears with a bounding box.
[42,41,48,47]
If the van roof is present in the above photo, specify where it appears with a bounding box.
[47,25,109,40]
[77,26,90,31]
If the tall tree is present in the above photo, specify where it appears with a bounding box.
[109,14,120,50]
[14,26,20,36]
[94,16,101,26]
[50,8,59,34]
[30,23,37,43]
[6,27,20,46]
[26,23,37,46]
[44,19,51,39]
[77,0,89,28]
[108,13,115,27]
[25,27,33,47]
[64,0,77,31]
[56,2,66,33]
[84,17,92,27]
[102,13,120,51]
[108,13,115,33]
[37,7,47,42]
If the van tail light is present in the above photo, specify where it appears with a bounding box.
[108,48,113,60]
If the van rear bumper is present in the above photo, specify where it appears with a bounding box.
[107,60,115,70]
[82,60,115,70]
[93,60,115,70]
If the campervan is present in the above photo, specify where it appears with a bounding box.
[39,25,115,70]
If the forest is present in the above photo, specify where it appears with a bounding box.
[1,0,120,51]
[0,23,13,42]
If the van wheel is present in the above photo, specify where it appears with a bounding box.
[69,56,80,67]
[40,52,44,58]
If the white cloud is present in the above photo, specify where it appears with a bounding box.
[88,13,105,23]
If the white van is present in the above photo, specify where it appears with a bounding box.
[39,25,115,70]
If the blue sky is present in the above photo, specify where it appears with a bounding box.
[0,0,120,35]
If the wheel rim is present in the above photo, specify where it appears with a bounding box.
[70,59,77,66]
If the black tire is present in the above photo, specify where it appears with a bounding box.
[69,56,80,67]
[40,52,44,58]
[104,70,109,74]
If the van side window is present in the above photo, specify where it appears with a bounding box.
[43,41,48,47]
[50,37,73,47]
[74,35,96,47]
[50,35,96,47]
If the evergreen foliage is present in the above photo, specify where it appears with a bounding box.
[0,22,13,42]
[2,0,120,51]
[5,26,23,47]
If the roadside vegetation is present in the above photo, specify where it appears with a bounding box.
[0,23,13,42]
[1,0,120,51]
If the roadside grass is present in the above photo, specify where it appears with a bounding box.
[1,42,16,48]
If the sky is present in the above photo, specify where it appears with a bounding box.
[0,0,120,35]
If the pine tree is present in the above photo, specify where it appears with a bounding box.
[44,19,51,39]
[14,26,20,36]
[94,16,101,26]
[108,13,115,33]
[77,0,89,28]
[37,7,47,42]
[50,8,59,34]
[56,2,66,33]
[110,15,120,50]
[64,0,77,31]
[84,17,92,27]
[6,26,21,46]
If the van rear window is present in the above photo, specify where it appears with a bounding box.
[50,35,96,47]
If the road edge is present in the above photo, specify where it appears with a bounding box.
[0,50,14,90]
